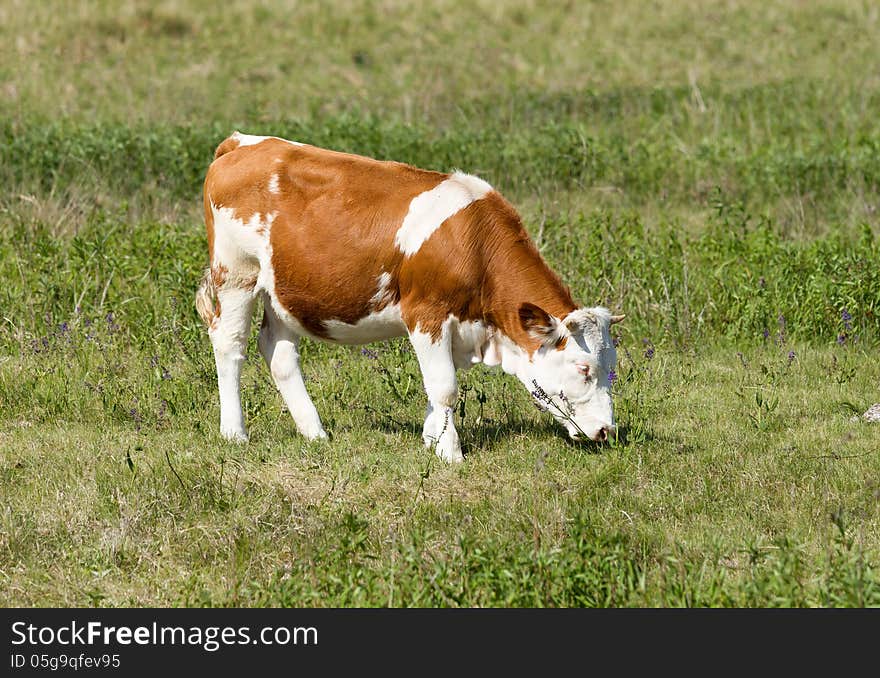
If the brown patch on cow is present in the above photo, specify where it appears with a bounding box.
[202,134,578,350]
[398,192,576,351]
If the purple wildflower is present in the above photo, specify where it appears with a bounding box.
[129,407,142,432]
[841,309,852,331]
[762,328,770,342]
[360,347,379,360]
[837,333,847,346]
[787,350,796,366]
[642,339,655,360]
[531,381,549,401]
[608,369,617,384]
[558,391,574,416]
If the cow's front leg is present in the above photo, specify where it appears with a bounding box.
[408,324,463,463]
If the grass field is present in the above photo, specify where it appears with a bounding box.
[1,0,879,606]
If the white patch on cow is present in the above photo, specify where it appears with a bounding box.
[232,130,304,148]
[268,173,281,194]
[369,271,395,309]
[210,204,275,273]
[323,304,406,344]
[395,171,492,256]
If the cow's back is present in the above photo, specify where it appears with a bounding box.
[204,134,450,338]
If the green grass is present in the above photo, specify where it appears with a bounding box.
[1,0,879,607]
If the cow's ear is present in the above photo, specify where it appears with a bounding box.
[519,302,562,345]
[564,309,596,334]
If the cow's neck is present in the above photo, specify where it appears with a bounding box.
[482,224,577,354]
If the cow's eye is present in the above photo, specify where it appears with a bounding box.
[576,362,590,379]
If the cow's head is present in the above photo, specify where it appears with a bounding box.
[517,303,623,443]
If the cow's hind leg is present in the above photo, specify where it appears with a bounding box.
[205,281,256,441]
[408,323,463,463]
[258,298,327,440]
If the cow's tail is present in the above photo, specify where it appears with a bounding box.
[195,267,218,327]
[213,131,242,160]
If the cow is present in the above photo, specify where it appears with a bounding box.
[196,131,624,462]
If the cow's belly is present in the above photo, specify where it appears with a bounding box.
[321,304,407,344]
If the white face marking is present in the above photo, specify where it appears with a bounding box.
[232,131,304,147]
[369,271,395,309]
[323,305,406,344]
[395,171,492,256]
[475,307,618,441]
[524,307,618,441]
[268,173,280,194]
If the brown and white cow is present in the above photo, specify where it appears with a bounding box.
[196,131,624,461]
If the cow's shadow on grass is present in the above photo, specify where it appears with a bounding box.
[370,410,654,455]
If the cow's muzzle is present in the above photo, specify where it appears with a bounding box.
[570,425,616,443]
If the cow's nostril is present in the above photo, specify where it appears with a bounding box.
[597,427,608,442]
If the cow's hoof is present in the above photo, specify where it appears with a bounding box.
[304,427,329,441]
[437,448,464,463]
[221,428,249,443]
[433,429,464,463]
